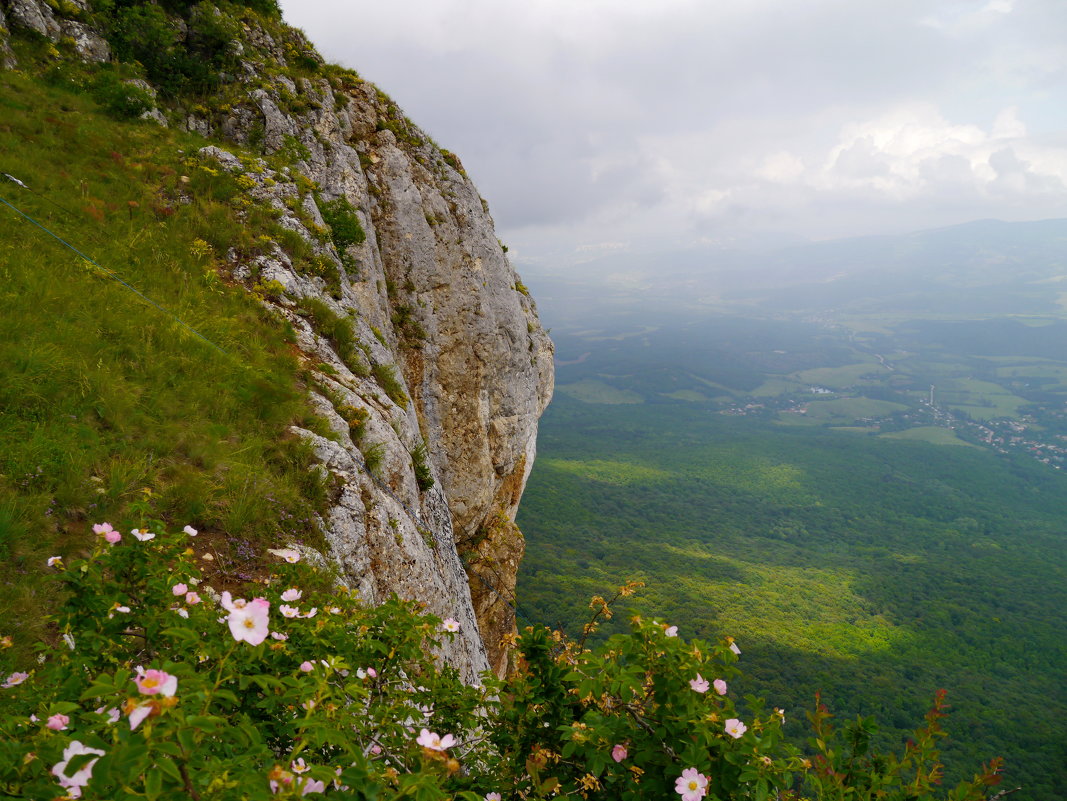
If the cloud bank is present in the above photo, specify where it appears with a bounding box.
[280,0,1067,265]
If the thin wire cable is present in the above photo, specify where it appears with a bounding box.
[3,172,87,222]
[0,192,228,357]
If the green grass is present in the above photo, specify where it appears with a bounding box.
[371,363,409,408]
[801,397,909,422]
[936,378,1028,420]
[880,426,982,448]
[555,379,644,404]
[660,389,709,402]
[0,67,329,651]
[792,360,888,388]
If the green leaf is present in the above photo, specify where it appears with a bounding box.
[249,673,286,691]
[144,766,162,800]
[153,741,182,757]
[177,726,197,755]
[157,756,183,784]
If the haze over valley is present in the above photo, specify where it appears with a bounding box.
[517,218,1067,796]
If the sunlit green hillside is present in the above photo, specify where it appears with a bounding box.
[0,63,331,649]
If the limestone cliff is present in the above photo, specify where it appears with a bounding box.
[0,0,553,679]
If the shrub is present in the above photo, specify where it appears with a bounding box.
[390,302,427,349]
[0,521,489,800]
[337,404,369,444]
[371,363,409,408]
[360,440,385,477]
[99,1,244,98]
[297,297,356,368]
[0,529,1004,800]
[90,71,154,119]
[315,194,365,276]
[411,440,434,492]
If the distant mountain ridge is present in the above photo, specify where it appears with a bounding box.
[523,217,1067,324]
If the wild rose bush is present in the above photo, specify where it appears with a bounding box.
[0,523,1003,800]
[0,522,493,800]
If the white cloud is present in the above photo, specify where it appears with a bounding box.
[758,152,806,184]
[280,0,1067,258]
[808,105,1065,201]
[919,0,1014,35]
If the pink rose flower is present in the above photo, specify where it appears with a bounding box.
[713,678,727,695]
[52,741,105,796]
[416,728,456,751]
[134,668,178,697]
[46,713,69,730]
[172,583,188,596]
[299,661,314,673]
[689,673,710,693]
[226,597,270,645]
[2,671,30,688]
[611,743,627,762]
[725,718,747,739]
[675,767,709,801]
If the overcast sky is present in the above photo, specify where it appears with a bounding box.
[279,0,1067,269]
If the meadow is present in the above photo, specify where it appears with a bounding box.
[0,64,332,651]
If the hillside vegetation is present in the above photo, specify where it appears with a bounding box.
[0,46,332,650]
[519,327,1067,798]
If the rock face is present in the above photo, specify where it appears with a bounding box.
[1,0,552,679]
[3,0,109,62]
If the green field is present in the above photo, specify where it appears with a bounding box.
[936,378,1029,420]
[555,378,644,404]
[661,389,712,402]
[880,426,980,447]
[750,377,805,396]
[801,397,909,422]
[792,360,889,388]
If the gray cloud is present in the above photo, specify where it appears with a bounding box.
[280,0,1067,264]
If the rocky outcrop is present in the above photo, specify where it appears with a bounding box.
[1,0,553,680]
[3,0,109,62]
[0,6,12,69]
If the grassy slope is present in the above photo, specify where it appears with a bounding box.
[0,61,331,653]
[518,395,1067,799]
